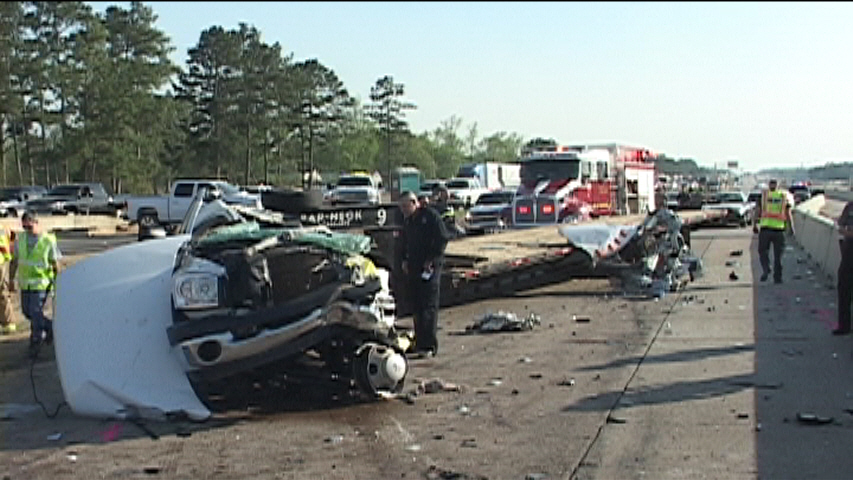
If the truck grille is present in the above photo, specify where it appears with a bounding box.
[337,191,369,202]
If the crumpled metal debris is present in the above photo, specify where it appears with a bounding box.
[466,311,541,333]
[579,210,703,299]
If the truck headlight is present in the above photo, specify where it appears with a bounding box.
[173,273,220,310]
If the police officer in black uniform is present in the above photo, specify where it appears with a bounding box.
[398,191,449,357]
[834,200,853,335]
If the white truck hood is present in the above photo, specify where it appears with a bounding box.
[55,235,211,421]
[223,191,261,207]
[557,223,639,260]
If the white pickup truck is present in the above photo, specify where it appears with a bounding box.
[126,180,262,227]
[445,177,489,208]
[327,173,381,205]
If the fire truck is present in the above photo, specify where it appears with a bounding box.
[512,143,657,226]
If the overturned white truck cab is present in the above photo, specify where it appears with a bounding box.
[56,192,408,421]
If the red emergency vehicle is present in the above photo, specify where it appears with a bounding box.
[512,143,657,226]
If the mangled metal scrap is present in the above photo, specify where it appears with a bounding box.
[56,195,409,421]
[558,209,703,298]
[466,311,541,333]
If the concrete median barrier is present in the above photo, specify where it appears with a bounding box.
[0,213,129,235]
[791,195,841,283]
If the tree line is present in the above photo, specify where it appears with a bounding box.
[0,1,532,194]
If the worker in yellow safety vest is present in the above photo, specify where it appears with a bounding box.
[0,224,14,334]
[432,185,462,238]
[9,211,62,356]
[753,179,795,284]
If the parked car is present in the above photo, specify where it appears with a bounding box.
[328,173,381,205]
[419,179,446,200]
[788,184,811,204]
[464,190,515,234]
[677,191,705,210]
[25,183,116,215]
[445,177,488,208]
[0,186,47,217]
[665,192,680,211]
[747,191,762,206]
[701,191,755,227]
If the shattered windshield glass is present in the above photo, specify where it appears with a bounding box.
[196,221,372,256]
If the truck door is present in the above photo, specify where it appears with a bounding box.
[169,182,197,221]
[75,186,93,214]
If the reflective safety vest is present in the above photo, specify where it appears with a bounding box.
[759,190,788,230]
[0,227,10,263]
[440,206,455,220]
[17,232,57,291]
[434,201,455,220]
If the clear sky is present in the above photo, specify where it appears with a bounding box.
[87,1,853,172]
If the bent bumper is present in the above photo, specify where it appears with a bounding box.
[168,280,396,380]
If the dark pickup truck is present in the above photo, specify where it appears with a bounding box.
[25,183,117,215]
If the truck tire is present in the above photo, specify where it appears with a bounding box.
[138,210,159,228]
[138,224,167,242]
[262,189,322,214]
